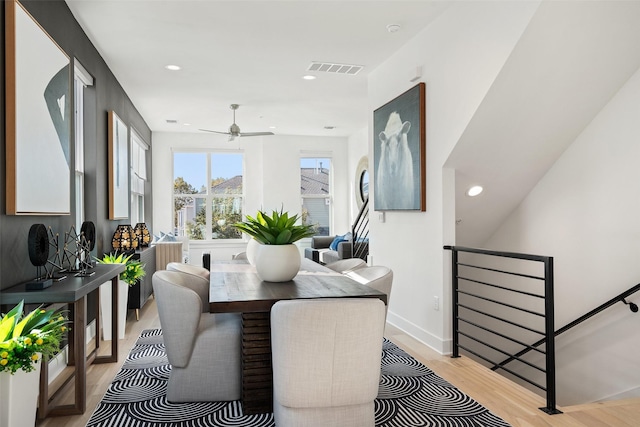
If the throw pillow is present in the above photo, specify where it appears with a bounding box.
[330,234,345,251]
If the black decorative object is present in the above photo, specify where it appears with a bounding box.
[112,224,138,251]
[133,223,151,247]
[26,224,52,290]
[28,224,49,266]
[81,220,96,250]
[75,221,96,276]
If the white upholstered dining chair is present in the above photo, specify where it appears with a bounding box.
[152,270,241,402]
[324,258,366,274]
[162,264,209,313]
[166,261,210,281]
[345,266,393,318]
[270,298,385,427]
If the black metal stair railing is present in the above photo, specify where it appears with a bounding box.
[444,245,561,415]
[494,283,640,371]
[351,196,369,260]
[445,245,640,416]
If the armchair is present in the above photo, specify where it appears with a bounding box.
[152,270,241,402]
[271,298,385,427]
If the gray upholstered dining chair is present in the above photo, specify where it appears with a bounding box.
[232,251,247,260]
[152,270,241,402]
[324,258,366,274]
[271,298,386,427]
[163,264,209,313]
[166,261,210,280]
[345,266,393,317]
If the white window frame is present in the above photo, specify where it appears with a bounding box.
[172,149,244,241]
[130,128,148,225]
[300,151,333,237]
[73,59,93,233]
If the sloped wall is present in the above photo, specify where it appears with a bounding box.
[483,66,640,405]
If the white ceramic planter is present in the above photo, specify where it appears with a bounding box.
[99,279,129,340]
[254,244,301,282]
[246,238,260,265]
[0,359,42,427]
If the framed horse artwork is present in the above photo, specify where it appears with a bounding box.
[373,82,426,211]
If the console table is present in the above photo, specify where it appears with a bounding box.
[0,263,125,418]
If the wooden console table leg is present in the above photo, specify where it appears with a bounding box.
[241,312,272,414]
[46,297,87,416]
[95,275,118,364]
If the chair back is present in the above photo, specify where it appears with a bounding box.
[324,258,366,274]
[345,266,393,308]
[160,265,209,312]
[271,298,385,409]
[152,271,202,367]
[167,261,210,281]
[232,251,247,260]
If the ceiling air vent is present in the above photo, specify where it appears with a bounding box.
[165,119,178,124]
[308,62,363,75]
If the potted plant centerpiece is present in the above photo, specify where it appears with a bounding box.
[0,301,69,427]
[96,253,145,340]
[234,209,315,282]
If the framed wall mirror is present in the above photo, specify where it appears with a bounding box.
[355,156,369,210]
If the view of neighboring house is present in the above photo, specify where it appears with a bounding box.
[175,167,330,238]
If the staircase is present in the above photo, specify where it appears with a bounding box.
[351,196,369,260]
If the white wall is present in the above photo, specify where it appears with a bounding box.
[367,1,539,353]
[152,132,350,262]
[483,66,640,405]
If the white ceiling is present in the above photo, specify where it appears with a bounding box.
[65,0,449,137]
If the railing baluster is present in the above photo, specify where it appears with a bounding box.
[444,245,560,414]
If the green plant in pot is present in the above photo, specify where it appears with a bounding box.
[95,253,146,340]
[95,252,146,286]
[234,209,315,282]
[0,301,69,374]
[233,209,316,245]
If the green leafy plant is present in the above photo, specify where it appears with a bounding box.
[233,208,316,245]
[95,252,146,286]
[0,301,69,374]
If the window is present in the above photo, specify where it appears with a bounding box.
[130,129,148,224]
[300,156,331,236]
[73,60,93,232]
[173,151,243,240]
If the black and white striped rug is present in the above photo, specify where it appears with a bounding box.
[87,329,510,427]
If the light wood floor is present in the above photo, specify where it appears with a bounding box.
[37,299,640,427]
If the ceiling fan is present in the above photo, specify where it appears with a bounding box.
[199,104,274,141]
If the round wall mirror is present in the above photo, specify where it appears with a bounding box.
[355,156,369,209]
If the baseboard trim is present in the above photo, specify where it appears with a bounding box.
[387,311,452,355]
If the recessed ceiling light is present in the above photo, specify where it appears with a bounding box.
[183,123,191,126]
[303,75,316,80]
[466,185,484,197]
[269,126,277,129]
[387,24,401,33]
[165,64,181,71]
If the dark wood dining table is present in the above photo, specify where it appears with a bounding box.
[209,258,387,415]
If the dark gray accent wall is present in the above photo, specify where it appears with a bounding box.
[1,0,153,290]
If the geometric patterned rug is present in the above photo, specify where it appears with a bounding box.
[86,329,511,427]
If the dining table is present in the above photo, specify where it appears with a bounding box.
[209,257,387,415]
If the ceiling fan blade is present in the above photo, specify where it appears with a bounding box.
[240,131,275,137]
[199,129,229,135]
